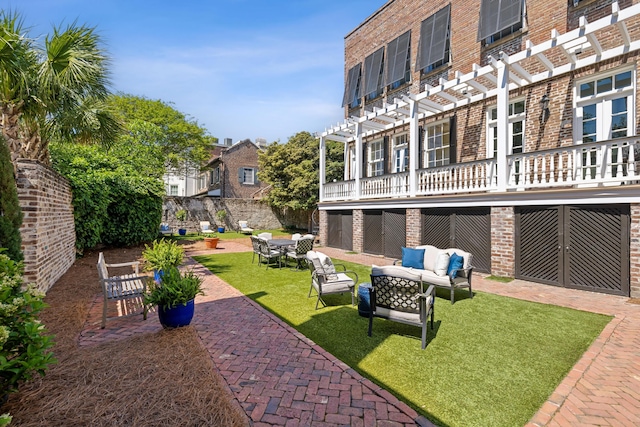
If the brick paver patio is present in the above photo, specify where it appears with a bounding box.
[79,239,640,426]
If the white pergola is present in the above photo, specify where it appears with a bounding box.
[318,1,640,201]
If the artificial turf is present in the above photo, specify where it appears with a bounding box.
[194,251,611,427]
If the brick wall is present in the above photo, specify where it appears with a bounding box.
[406,208,421,247]
[490,206,515,277]
[220,141,268,199]
[630,203,640,298]
[16,160,76,292]
[352,210,364,253]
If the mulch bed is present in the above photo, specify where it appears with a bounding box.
[3,245,248,427]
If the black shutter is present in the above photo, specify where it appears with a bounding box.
[417,5,451,71]
[363,143,368,177]
[449,115,457,164]
[383,136,389,174]
[478,0,523,41]
[418,126,424,169]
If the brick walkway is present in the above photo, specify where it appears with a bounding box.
[79,240,640,426]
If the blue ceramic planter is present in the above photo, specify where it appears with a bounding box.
[157,299,195,328]
[153,269,164,283]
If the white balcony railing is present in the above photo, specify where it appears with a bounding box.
[321,137,640,202]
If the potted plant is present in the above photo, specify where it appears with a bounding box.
[144,267,204,328]
[142,239,184,282]
[215,209,227,233]
[0,253,56,407]
[176,209,188,235]
[204,234,219,249]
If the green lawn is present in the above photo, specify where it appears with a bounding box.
[194,251,611,427]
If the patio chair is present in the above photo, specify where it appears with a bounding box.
[306,251,357,309]
[369,265,435,350]
[238,220,254,234]
[257,232,272,240]
[200,221,216,236]
[257,237,282,269]
[97,252,148,329]
[285,237,314,270]
[291,233,302,241]
[159,223,173,236]
[250,235,262,263]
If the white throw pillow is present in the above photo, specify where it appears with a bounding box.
[434,251,450,276]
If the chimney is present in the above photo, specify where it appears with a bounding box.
[224,138,232,146]
[255,138,267,148]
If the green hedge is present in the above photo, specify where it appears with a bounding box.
[51,143,164,253]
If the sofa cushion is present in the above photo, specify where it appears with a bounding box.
[447,252,465,278]
[401,247,425,269]
[416,245,440,271]
[372,265,422,282]
[434,251,450,276]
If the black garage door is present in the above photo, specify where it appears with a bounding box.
[516,205,630,296]
[421,208,491,274]
[363,209,406,258]
[327,210,353,251]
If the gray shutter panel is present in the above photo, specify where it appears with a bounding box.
[342,64,362,107]
[386,31,411,86]
[364,47,384,97]
[449,115,457,164]
[478,0,523,41]
[253,168,259,185]
[417,5,451,71]
[238,168,244,183]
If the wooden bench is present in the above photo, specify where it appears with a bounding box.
[97,252,148,328]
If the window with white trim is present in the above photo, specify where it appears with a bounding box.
[392,134,409,173]
[367,139,385,177]
[240,167,255,184]
[487,99,525,183]
[423,122,450,168]
[575,68,635,178]
[170,185,179,196]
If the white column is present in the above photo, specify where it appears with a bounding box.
[343,141,349,181]
[319,136,326,202]
[409,99,419,197]
[354,122,363,200]
[496,60,509,192]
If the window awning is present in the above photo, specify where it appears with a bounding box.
[321,2,640,144]
[364,47,385,97]
[416,4,451,71]
[478,0,524,41]
[342,63,362,107]
[386,30,411,86]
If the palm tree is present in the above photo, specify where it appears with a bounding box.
[0,11,121,165]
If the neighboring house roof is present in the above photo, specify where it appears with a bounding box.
[206,139,264,167]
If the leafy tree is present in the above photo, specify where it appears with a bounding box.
[108,94,216,175]
[0,11,121,165]
[257,131,343,224]
[0,136,22,261]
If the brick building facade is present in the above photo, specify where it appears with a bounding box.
[318,0,640,297]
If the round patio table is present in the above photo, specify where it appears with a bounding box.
[268,239,296,248]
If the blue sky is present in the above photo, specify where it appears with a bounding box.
[4,0,386,143]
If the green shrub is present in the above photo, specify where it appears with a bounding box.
[0,137,23,262]
[142,239,184,272]
[0,252,56,396]
[144,267,204,309]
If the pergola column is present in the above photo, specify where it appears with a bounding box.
[354,122,363,200]
[495,59,509,192]
[409,98,419,197]
[319,136,326,202]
